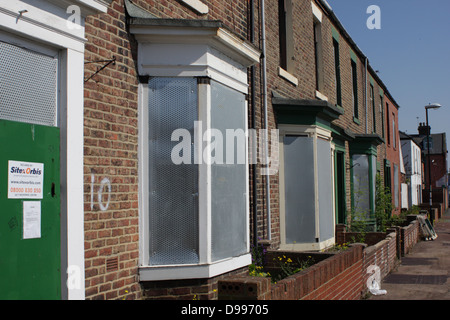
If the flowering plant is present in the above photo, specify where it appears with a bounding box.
[273,255,314,282]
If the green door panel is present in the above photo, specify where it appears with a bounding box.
[0,120,61,299]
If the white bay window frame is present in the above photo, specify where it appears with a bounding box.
[132,19,260,281]
[278,124,336,251]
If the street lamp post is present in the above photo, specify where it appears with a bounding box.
[425,103,442,223]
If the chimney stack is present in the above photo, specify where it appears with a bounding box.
[418,122,430,136]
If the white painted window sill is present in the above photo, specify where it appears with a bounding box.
[280,237,335,252]
[139,253,251,281]
[180,0,209,15]
[315,90,328,101]
[278,67,298,86]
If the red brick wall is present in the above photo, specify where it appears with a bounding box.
[384,94,401,214]
[142,267,248,300]
[428,154,448,190]
[219,245,365,300]
[261,0,394,236]
[83,0,254,300]
[219,224,422,300]
[82,0,403,300]
[401,221,419,255]
[300,258,363,300]
[362,231,397,294]
[83,0,140,299]
[336,230,389,247]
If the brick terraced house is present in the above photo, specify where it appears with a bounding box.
[0,0,403,300]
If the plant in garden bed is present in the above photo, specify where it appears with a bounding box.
[249,240,270,278]
[248,242,316,283]
[250,239,267,267]
[324,242,349,253]
[248,264,271,278]
[348,208,369,243]
[270,255,315,283]
[375,173,393,231]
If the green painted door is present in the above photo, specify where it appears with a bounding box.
[0,119,60,299]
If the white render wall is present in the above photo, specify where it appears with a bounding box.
[401,139,422,208]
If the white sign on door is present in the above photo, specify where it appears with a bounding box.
[23,201,41,239]
[8,160,44,199]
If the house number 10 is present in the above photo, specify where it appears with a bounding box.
[90,173,111,211]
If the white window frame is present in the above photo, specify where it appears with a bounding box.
[278,124,336,251]
[133,22,260,281]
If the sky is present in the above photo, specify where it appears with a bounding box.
[326,0,450,170]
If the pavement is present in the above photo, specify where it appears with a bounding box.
[369,208,450,300]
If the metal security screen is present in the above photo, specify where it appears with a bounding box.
[283,135,316,244]
[394,164,399,207]
[317,138,333,241]
[0,41,58,127]
[210,80,247,262]
[352,154,370,219]
[148,77,199,265]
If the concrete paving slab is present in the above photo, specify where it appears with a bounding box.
[368,208,450,300]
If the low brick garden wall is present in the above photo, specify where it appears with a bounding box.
[400,220,419,255]
[219,245,364,300]
[362,232,397,295]
[335,224,388,246]
[218,218,421,300]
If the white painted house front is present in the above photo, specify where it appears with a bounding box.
[400,131,423,209]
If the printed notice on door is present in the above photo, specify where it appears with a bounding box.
[23,201,41,239]
[8,160,44,199]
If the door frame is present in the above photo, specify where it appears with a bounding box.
[278,124,335,251]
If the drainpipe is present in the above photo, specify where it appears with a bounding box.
[261,0,271,240]
[250,0,258,246]
[365,57,368,133]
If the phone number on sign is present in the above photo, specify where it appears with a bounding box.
[10,187,41,194]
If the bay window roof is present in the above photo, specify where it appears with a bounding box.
[125,0,261,78]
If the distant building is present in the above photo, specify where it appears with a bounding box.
[408,123,448,208]
[400,131,423,208]
[410,124,448,189]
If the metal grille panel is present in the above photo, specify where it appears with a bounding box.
[283,136,316,244]
[148,77,199,265]
[0,41,58,127]
[210,80,247,262]
[317,138,333,241]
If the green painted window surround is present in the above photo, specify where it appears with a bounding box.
[333,38,342,109]
[351,59,358,120]
[350,152,377,229]
[331,26,340,42]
